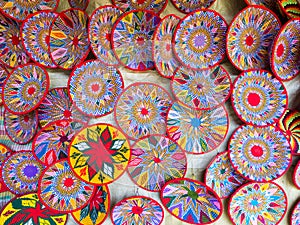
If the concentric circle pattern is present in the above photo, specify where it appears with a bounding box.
[21,11,58,68]
[128,135,187,192]
[3,64,49,115]
[276,109,300,155]
[49,9,89,70]
[0,12,30,68]
[205,151,246,199]
[69,123,131,185]
[291,201,300,225]
[170,0,215,14]
[33,120,86,166]
[111,196,164,225]
[112,10,161,71]
[160,178,223,224]
[226,6,281,71]
[38,160,95,213]
[89,6,122,66]
[2,151,44,195]
[174,9,227,70]
[167,102,228,154]
[4,110,38,144]
[38,87,88,128]
[172,66,232,110]
[231,69,287,126]
[0,0,58,21]
[112,0,167,14]
[271,18,300,81]
[114,83,172,140]
[69,60,124,117]
[0,193,68,225]
[153,14,181,78]
[71,185,110,225]
[229,182,287,225]
[229,125,291,182]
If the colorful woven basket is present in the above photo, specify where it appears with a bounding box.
[271,18,300,81]
[89,5,122,66]
[38,160,95,213]
[173,9,227,70]
[33,120,86,166]
[4,109,38,145]
[231,69,287,127]
[112,10,161,71]
[49,9,90,70]
[276,109,300,155]
[160,178,223,224]
[68,60,124,117]
[171,66,232,110]
[167,102,229,154]
[21,11,58,68]
[68,123,131,185]
[226,6,281,71]
[111,196,164,225]
[205,151,246,199]
[2,151,44,195]
[0,0,58,22]
[71,185,110,225]
[114,82,172,140]
[128,134,187,192]
[0,106,32,152]
[2,64,50,115]
[229,125,292,182]
[38,87,88,128]
[152,14,181,78]
[229,182,287,225]
[0,193,68,225]
[0,12,30,68]
[277,0,300,18]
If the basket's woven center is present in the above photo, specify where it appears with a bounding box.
[251,145,263,157]
[247,92,261,107]
[276,43,284,57]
